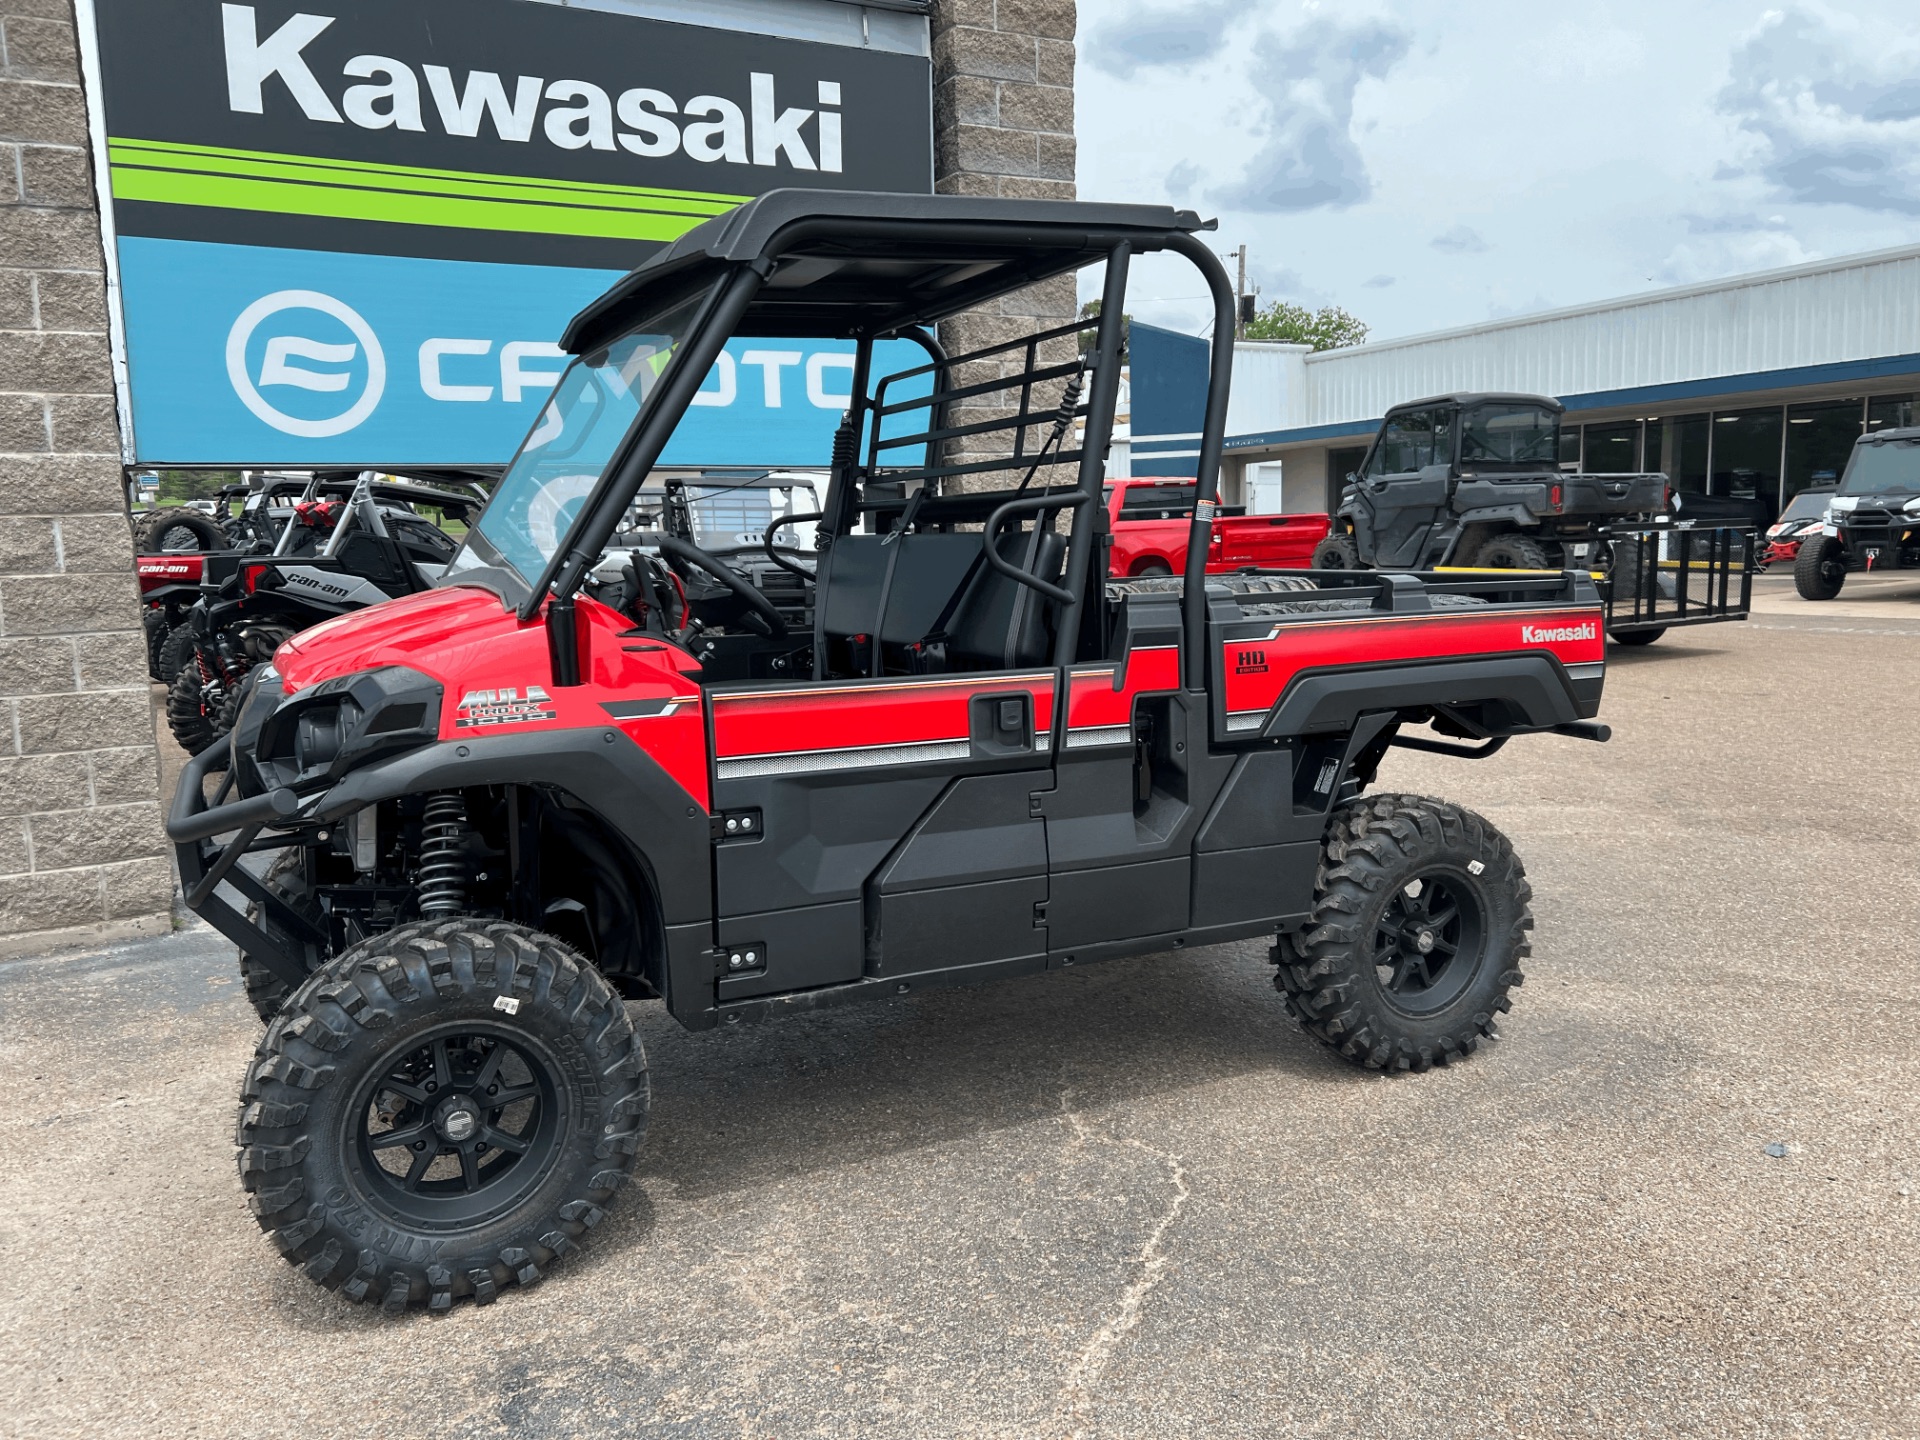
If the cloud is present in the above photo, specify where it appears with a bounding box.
[1717,5,1920,214]
[1210,18,1411,213]
[1430,225,1489,254]
[1082,1,1239,80]
[1657,230,1818,286]
[1363,274,1396,288]
[1164,159,1202,202]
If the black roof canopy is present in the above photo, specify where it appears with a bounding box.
[562,189,1207,354]
[1386,393,1566,415]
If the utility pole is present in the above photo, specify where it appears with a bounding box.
[1234,244,1248,339]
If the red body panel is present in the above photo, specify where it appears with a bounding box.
[712,671,1058,764]
[137,554,204,593]
[276,586,712,809]
[1105,479,1328,576]
[1220,605,1605,722]
[1065,644,1180,732]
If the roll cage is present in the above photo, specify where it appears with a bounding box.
[457,189,1234,691]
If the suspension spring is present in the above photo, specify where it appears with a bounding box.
[417,792,472,918]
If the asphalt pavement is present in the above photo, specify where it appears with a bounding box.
[2,576,1917,1439]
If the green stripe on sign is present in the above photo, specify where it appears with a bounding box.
[106,136,749,242]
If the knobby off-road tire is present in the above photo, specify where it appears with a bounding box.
[1470,532,1553,570]
[155,623,197,686]
[237,921,647,1314]
[1794,536,1845,600]
[1276,793,1532,1072]
[138,506,223,553]
[1311,533,1359,569]
[240,849,324,1023]
[166,664,220,755]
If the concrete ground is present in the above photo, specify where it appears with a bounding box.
[3,579,1918,1439]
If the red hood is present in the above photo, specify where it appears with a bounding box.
[275,585,702,742]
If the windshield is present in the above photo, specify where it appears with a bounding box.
[448,290,706,588]
[1838,439,1920,496]
[1459,404,1560,465]
[1777,488,1834,523]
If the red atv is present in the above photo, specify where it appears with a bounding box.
[170,192,1610,1314]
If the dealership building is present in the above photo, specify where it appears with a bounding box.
[1130,243,1920,522]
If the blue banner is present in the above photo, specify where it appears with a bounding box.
[119,237,924,468]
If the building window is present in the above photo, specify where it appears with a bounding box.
[1867,394,1916,431]
[1785,399,1863,499]
[1557,425,1580,467]
[1647,414,1708,493]
[1711,407,1784,519]
[1327,445,1368,510]
[1583,420,1642,473]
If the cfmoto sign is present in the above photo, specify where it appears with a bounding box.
[224,290,386,438]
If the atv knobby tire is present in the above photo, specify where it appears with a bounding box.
[155,624,198,686]
[240,849,324,1022]
[1311,533,1359,569]
[139,506,224,553]
[1276,793,1532,1072]
[1469,532,1553,570]
[237,921,647,1314]
[166,665,222,754]
[1794,536,1846,600]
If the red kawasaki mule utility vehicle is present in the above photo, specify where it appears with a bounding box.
[170,193,1611,1314]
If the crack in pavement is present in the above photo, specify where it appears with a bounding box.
[1049,1089,1191,1438]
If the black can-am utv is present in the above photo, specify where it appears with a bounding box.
[170,191,1614,1314]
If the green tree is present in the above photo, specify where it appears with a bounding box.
[1077,299,1131,358]
[155,468,241,504]
[1243,301,1369,351]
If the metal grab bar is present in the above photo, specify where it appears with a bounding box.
[981,490,1091,606]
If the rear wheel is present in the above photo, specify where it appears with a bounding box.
[166,664,226,755]
[1275,793,1531,1072]
[237,921,647,1314]
[1794,536,1846,600]
[1611,627,1665,647]
[1311,533,1359,569]
[1469,532,1553,570]
[138,506,223,553]
[155,624,198,686]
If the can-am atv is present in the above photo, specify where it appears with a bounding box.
[1794,427,1920,599]
[170,191,1613,1314]
[167,474,485,753]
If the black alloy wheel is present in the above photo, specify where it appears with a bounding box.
[1372,871,1484,1016]
[351,1026,563,1228]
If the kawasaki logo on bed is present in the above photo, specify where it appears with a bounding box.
[1521,622,1598,644]
[80,0,933,463]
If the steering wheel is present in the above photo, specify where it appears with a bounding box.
[652,532,788,638]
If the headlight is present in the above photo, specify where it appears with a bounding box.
[254,666,443,787]
[1903,496,1920,514]
[1830,495,1858,513]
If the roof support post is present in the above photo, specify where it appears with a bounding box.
[1165,233,1238,690]
[1052,241,1132,667]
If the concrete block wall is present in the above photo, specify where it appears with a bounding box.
[0,0,172,947]
[929,1,1078,482]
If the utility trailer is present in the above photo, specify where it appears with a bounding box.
[169,191,1614,1314]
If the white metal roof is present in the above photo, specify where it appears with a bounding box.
[1224,242,1920,441]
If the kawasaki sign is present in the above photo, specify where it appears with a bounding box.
[77,0,933,465]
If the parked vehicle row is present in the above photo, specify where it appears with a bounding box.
[1794,427,1920,599]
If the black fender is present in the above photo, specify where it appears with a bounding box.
[1258,651,1599,738]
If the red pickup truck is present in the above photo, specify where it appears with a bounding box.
[1106,477,1327,575]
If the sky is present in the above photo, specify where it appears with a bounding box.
[1073,0,1920,340]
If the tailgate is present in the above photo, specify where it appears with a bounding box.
[1212,513,1329,569]
[1564,472,1665,514]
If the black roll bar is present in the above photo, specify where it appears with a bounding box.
[1164,233,1238,690]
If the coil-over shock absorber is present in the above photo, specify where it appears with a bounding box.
[416,792,471,918]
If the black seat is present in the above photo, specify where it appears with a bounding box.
[817,528,1064,672]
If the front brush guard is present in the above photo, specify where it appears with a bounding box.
[168,743,325,991]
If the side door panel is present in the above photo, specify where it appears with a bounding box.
[708,672,1056,1000]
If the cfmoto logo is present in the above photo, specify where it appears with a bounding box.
[225,290,385,437]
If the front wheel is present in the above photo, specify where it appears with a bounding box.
[1275,794,1532,1072]
[1311,533,1359,569]
[237,921,647,1314]
[1794,537,1846,600]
